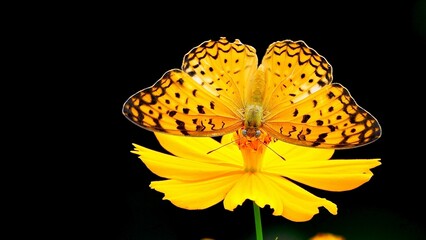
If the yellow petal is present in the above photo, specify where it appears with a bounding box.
[223,173,337,222]
[155,132,242,165]
[132,143,242,181]
[223,173,280,211]
[149,174,242,209]
[266,159,381,191]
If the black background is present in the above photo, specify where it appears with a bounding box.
[58,2,426,240]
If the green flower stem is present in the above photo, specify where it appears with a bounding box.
[253,201,264,240]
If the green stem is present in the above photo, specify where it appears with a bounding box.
[253,201,264,240]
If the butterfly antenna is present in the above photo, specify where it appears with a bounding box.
[262,142,286,161]
[206,138,238,154]
[208,137,286,161]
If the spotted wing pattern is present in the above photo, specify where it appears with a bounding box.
[122,38,258,137]
[123,37,381,149]
[260,40,381,148]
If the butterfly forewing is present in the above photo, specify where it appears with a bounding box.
[182,37,258,110]
[261,40,332,111]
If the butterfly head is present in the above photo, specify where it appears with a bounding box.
[241,128,262,138]
[243,103,264,137]
[235,128,272,152]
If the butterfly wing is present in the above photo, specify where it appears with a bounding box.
[122,37,258,137]
[261,40,381,149]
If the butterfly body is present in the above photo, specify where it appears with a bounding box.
[123,37,381,149]
[242,65,267,138]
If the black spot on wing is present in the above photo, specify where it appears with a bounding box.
[208,119,216,129]
[318,133,327,142]
[301,115,311,123]
[196,121,206,131]
[293,109,299,117]
[288,126,297,136]
[318,80,327,87]
[177,78,184,85]
[168,110,177,117]
[197,105,205,114]
[176,120,189,135]
[297,130,306,141]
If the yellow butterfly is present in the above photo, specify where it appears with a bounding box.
[122,37,381,149]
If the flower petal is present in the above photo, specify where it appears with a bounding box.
[266,159,381,191]
[155,132,242,165]
[223,173,337,222]
[132,143,242,181]
[150,174,242,209]
[223,173,282,212]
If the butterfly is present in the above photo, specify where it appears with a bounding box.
[122,37,381,149]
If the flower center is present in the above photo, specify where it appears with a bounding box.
[234,128,272,173]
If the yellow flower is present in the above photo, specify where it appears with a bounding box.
[131,130,381,222]
[310,233,345,240]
